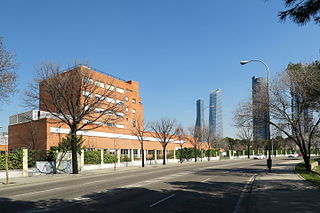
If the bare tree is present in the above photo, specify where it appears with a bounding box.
[175,126,188,163]
[150,118,178,165]
[130,115,147,167]
[202,125,215,161]
[186,125,202,162]
[233,100,253,158]
[235,61,320,171]
[0,37,17,103]
[24,62,126,174]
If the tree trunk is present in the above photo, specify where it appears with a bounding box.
[303,155,311,171]
[247,145,250,159]
[141,144,145,167]
[208,149,211,161]
[163,148,166,165]
[71,130,79,174]
[180,147,183,163]
[194,148,197,162]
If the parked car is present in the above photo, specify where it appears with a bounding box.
[288,153,299,158]
[253,154,266,160]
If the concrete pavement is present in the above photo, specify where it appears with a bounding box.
[248,159,320,213]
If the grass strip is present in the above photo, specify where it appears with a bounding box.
[295,162,320,188]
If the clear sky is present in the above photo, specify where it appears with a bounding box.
[0,0,319,137]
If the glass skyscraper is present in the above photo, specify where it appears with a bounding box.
[209,89,223,138]
[252,76,270,141]
[195,99,204,129]
[195,99,204,141]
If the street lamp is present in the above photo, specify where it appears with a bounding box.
[240,59,272,171]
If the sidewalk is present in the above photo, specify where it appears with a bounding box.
[249,159,320,213]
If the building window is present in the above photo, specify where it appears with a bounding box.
[106,84,115,90]
[125,107,129,112]
[95,94,105,100]
[132,119,136,127]
[83,91,92,98]
[106,123,116,127]
[116,124,125,128]
[108,110,115,116]
[132,109,136,114]
[125,97,129,102]
[95,108,105,114]
[83,77,93,84]
[132,98,136,104]
[106,97,115,103]
[116,100,124,105]
[95,81,104,88]
[116,87,125,94]
[116,112,124,117]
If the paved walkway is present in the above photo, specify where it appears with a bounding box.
[249,159,320,213]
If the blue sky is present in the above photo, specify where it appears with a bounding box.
[0,0,319,137]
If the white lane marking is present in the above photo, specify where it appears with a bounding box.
[9,160,254,200]
[9,178,117,199]
[232,175,256,213]
[201,178,211,183]
[73,197,90,201]
[10,187,64,198]
[149,194,176,207]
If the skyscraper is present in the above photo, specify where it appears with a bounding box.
[195,99,204,141]
[252,76,270,141]
[209,89,223,138]
[195,99,204,128]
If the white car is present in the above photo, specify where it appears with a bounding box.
[253,154,266,160]
[288,153,299,158]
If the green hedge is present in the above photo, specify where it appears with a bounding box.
[104,154,117,163]
[84,151,101,164]
[0,149,35,170]
[84,151,118,164]
[120,155,131,162]
[176,148,204,160]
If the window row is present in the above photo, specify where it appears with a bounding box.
[82,119,125,128]
[82,91,137,105]
[83,77,125,94]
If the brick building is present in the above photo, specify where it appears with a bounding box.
[8,65,193,156]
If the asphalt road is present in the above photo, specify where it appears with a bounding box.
[0,158,287,213]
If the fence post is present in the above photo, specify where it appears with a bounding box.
[143,150,147,165]
[131,149,134,164]
[80,149,84,171]
[22,148,28,177]
[117,149,121,166]
[100,149,104,166]
[154,150,157,164]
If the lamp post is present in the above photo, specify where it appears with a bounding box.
[240,59,272,170]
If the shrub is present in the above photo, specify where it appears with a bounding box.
[84,151,101,164]
[0,149,35,170]
[104,154,117,163]
[120,155,131,162]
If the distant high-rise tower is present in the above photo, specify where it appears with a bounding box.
[209,89,223,138]
[252,76,270,141]
[195,99,204,140]
[195,99,204,129]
